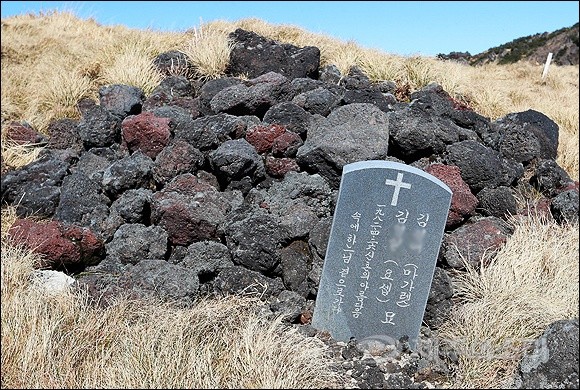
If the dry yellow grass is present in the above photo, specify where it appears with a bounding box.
[1,11,185,131]
[1,11,579,389]
[438,213,579,389]
[0,206,19,241]
[0,136,44,169]
[180,23,235,80]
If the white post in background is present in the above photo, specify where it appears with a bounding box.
[541,52,553,80]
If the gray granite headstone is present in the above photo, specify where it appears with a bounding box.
[312,160,452,349]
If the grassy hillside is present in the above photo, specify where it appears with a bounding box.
[469,22,579,66]
[1,12,578,179]
[1,11,579,389]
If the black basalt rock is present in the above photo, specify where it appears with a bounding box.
[1,151,70,218]
[493,109,559,164]
[514,319,579,389]
[227,28,320,79]
[445,140,524,193]
[77,100,122,148]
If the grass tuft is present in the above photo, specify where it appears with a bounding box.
[180,22,235,80]
[438,213,579,388]
[0,136,44,171]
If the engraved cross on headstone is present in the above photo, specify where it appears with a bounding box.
[385,172,412,206]
[311,160,452,350]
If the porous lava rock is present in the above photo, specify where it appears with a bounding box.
[227,28,320,79]
[441,216,512,269]
[8,218,104,271]
[297,103,390,188]
[150,173,242,245]
[424,163,478,228]
[121,112,171,159]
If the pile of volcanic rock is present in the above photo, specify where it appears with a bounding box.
[2,29,578,388]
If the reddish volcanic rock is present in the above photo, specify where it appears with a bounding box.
[152,139,204,185]
[425,163,478,228]
[531,198,553,219]
[4,121,46,145]
[272,131,303,157]
[555,180,580,195]
[162,172,217,195]
[442,217,511,269]
[7,219,104,270]
[265,156,300,178]
[121,112,171,159]
[150,173,240,245]
[62,224,104,259]
[245,124,286,153]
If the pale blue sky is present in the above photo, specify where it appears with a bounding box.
[1,1,578,56]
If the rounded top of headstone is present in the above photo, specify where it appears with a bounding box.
[342,160,452,195]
